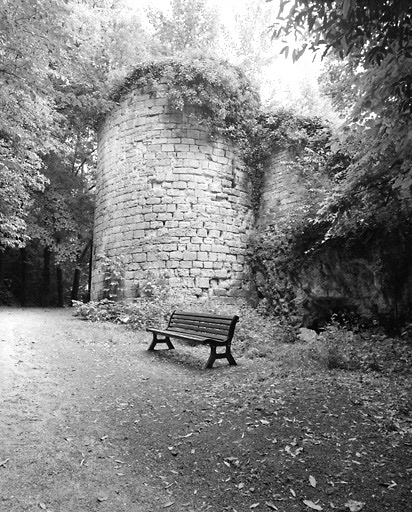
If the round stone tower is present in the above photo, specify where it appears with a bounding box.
[91,78,253,300]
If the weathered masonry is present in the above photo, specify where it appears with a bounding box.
[91,82,253,299]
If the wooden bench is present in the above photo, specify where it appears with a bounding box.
[146,311,239,369]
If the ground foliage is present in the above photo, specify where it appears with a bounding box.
[72,297,412,378]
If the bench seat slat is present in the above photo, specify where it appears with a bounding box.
[168,323,230,336]
[173,312,234,321]
[171,317,233,326]
[147,328,227,344]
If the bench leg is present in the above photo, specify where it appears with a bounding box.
[226,346,237,366]
[205,345,217,369]
[148,333,175,351]
[205,344,237,369]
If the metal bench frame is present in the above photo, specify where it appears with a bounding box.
[146,311,239,369]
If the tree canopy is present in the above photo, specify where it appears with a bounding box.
[271,0,412,243]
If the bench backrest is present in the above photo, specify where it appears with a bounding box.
[167,311,239,342]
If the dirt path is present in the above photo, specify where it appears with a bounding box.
[0,308,174,511]
[1,308,411,512]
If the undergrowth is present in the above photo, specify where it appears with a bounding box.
[72,298,412,376]
[72,296,297,362]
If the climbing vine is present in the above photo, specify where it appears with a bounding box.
[111,55,260,147]
[109,56,336,215]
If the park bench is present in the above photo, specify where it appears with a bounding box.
[146,311,239,369]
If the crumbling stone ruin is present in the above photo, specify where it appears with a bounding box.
[92,81,254,299]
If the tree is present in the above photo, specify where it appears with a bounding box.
[0,0,71,248]
[147,0,220,55]
[271,0,412,242]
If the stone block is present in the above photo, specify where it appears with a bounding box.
[183,251,197,260]
[146,197,161,205]
[157,213,173,221]
[174,144,190,152]
[133,253,147,263]
[152,204,167,213]
[214,245,228,253]
[163,243,177,251]
[184,159,201,168]
[170,251,183,260]
[165,220,179,229]
[196,277,210,288]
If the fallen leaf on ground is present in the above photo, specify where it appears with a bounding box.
[345,500,365,511]
[163,501,174,508]
[303,499,323,510]
[309,475,317,488]
[265,501,278,510]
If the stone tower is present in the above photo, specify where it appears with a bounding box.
[91,80,253,300]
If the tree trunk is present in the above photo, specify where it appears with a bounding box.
[87,238,93,302]
[0,250,5,287]
[43,247,51,307]
[20,248,28,306]
[70,239,92,304]
[56,265,63,307]
[71,267,81,303]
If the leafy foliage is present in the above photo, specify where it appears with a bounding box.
[111,55,261,146]
[147,0,220,55]
[28,159,94,265]
[0,0,69,247]
[99,254,125,300]
[270,0,412,247]
[0,142,47,248]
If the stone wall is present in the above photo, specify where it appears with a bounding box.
[258,148,304,227]
[91,84,253,300]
